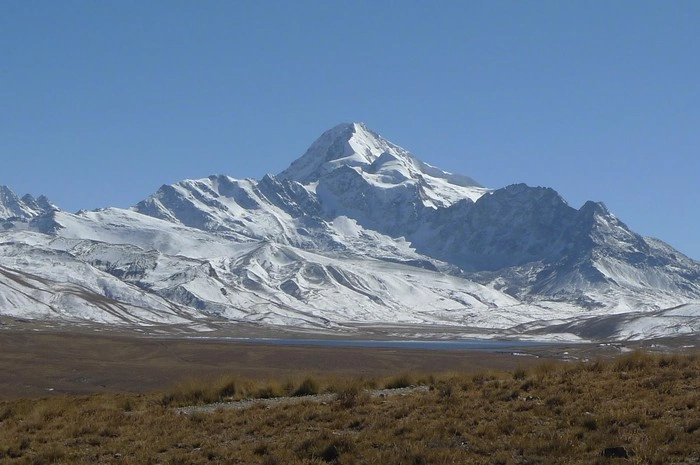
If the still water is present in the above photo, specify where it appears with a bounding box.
[190,337,552,350]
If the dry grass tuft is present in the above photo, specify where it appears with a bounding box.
[384,372,414,389]
[292,377,320,397]
[335,383,371,409]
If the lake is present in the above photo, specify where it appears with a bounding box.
[188,337,554,350]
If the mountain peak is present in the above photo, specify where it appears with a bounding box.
[278,123,484,199]
[278,122,394,183]
[0,185,57,221]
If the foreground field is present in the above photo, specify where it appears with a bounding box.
[1,350,699,464]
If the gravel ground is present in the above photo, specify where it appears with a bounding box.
[176,385,431,415]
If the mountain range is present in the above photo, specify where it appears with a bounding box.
[2,123,699,341]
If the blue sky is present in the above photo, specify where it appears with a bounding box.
[2,1,699,259]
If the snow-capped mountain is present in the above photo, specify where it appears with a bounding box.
[1,123,699,341]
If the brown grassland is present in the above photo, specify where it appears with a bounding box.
[1,349,699,465]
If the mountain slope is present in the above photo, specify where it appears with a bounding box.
[1,123,699,341]
[0,233,198,326]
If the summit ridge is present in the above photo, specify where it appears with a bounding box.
[279,122,395,183]
[280,122,487,208]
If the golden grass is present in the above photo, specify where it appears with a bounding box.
[0,351,698,464]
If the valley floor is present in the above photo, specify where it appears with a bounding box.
[0,318,697,399]
[0,322,545,399]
